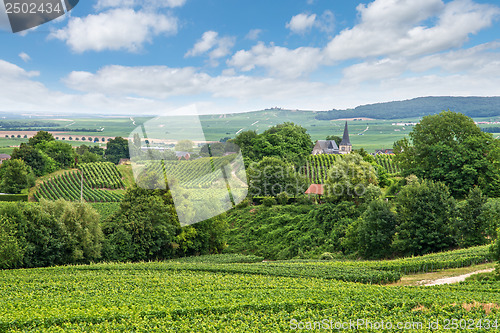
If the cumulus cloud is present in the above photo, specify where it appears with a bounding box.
[324,0,500,61]
[49,9,178,53]
[95,0,186,11]
[286,13,317,34]
[228,42,323,79]
[185,31,235,64]
[19,52,31,63]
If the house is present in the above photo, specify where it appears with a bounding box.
[0,154,11,165]
[312,140,339,155]
[311,121,352,155]
[374,149,394,155]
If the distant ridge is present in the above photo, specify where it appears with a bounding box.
[315,96,500,120]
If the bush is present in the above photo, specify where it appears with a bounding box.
[0,216,24,269]
[276,192,289,205]
[319,252,334,260]
[262,196,277,207]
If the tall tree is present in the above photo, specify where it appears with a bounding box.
[325,153,378,202]
[105,137,130,164]
[0,159,34,194]
[393,179,456,256]
[394,110,500,198]
[28,131,55,147]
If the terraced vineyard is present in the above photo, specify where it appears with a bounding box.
[374,153,401,175]
[34,163,124,202]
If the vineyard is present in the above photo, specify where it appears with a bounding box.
[303,154,401,184]
[374,154,401,175]
[138,155,244,189]
[303,154,339,184]
[1,250,499,331]
[78,162,125,189]
[34,163,125,202]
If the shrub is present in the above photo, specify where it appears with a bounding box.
[262,196,277,207]
[276,192,289,205]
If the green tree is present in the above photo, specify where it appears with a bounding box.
[0,159,34,194]
[394,111,500,198]
[38,141,76,169]
[247,157,308,197]
[348,200,397,259]
[175,139,195,152]
[11,143,56,176]
[28,130,55,147]
[105,137,130,164]
[393,180,456,256]
[0,216,24,269]
[325,153,378,202]
[326,135,342,147]
[102,185,180,262]
[456,187,489,247]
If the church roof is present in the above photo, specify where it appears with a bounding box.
[340,121,351,146]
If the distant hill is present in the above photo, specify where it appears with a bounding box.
[315,96,500,120]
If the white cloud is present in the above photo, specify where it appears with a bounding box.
[49,9,178,53]
[228,42,323,79]
[324,0,500,61]
[65,65,210,98]
[95,0,186,11]
[286,13,317,34]
[19,52,31,63]
[185,31,235,64]
[245,29,262,40]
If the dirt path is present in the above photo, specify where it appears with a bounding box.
[422,268,495,286]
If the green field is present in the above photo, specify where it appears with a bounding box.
[0,249,498,332]
[1,112,500,154]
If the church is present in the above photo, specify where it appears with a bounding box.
[311,121,352,155]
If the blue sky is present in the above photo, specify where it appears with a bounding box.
[0,0,499,115]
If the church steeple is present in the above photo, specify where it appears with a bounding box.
[339,121,352,153]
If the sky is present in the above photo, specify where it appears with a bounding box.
[0,0,499,116]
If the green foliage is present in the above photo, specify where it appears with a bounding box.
[234,122,313,167]
[174,139,194,152]
[247,157,307,197]
[0,200,103,268]
[27,130,55,147]
[393,180,456,256]
[262,196,277,207]
[105,137,130,164]
[226,202,362,259]
[325,153,378,202]
[456,187,489,247]
[0,216,24,269]
[169,253,264,263]
[276,192,289,205]
[395,111,500,198]
[345,200,397,259]
[479,198,500,240]
[38,141,75,169]
[102,185,179,262]
[11,143,57,176]
[0,159,34,194]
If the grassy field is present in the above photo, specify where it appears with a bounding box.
[1,112,499,154]
[0,249,498,332]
